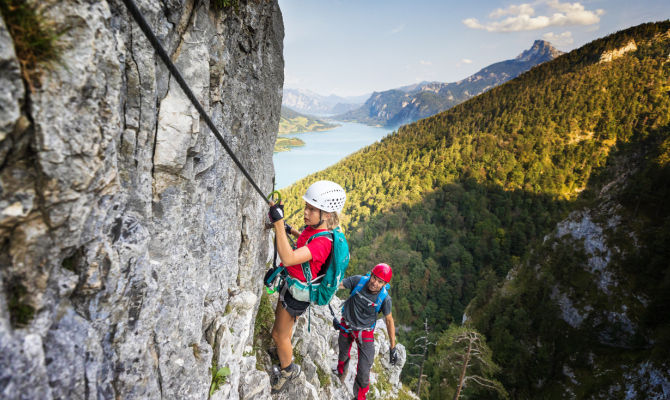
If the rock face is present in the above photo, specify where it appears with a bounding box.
[599,40,638,63]
[0,0,284,398]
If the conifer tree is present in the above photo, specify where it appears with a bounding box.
[429,325,508,400]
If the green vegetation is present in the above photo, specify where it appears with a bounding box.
[5,278,34,327]
[468,124,670,398]
[369,358,392,399]
[316,364,331,387]
[425,325,507,399]
[292,339,304,365]
[278,21,670,398]
[0,0,64,90]
[279,106,339,135]
[209,360,231,397]
[253,291,275,370]
[274,136,305,152]
[211,0,239,12]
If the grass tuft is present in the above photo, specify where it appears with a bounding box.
[211,0,239,12]
[0,0,64,90]
[5,278,35,328]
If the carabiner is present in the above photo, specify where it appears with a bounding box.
[267,190,282,204]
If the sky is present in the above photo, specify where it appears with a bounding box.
[278,0,670,98]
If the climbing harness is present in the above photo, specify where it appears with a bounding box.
[120,0,271,204]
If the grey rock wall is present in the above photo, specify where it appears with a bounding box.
[0,0,283,398]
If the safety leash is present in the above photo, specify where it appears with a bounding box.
[328,304,350,333]
[120,0,271,204]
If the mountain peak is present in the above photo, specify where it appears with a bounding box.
[515,40,564,62]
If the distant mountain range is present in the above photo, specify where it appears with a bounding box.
[336,40,564,127]
[282,89,368,115]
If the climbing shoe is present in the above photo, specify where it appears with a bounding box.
[270,363,301,394]
[332,358,349,383]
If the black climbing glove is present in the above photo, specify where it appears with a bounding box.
[390,347,398,365]
[264,266,279,287]
[268,203,284,223]
[284,223,293,236]
[332,318,341,331]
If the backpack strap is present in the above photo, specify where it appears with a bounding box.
[347,274,390,329]
[301,230,333,332]
[350,273,371,297]
[374,284,390,313]
[301,230,334,283]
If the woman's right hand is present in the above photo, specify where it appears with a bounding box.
[268,201,284,223]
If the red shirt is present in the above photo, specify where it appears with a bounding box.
[284,226,332,282]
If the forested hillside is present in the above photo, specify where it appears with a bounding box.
[461,123,670,399]
[279,22,670,398]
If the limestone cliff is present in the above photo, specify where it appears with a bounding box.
[0,0,283,398]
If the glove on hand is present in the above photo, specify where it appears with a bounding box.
[268,203,284,223]
[332,318,341,331]
[390,347,398,365]
[284,223,293,236]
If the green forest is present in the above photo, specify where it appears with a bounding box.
[279,22,670,398]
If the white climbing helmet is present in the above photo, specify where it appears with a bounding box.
[302,180,346,213]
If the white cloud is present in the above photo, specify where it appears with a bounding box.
[456,58,475,67]
[419,60,433,66]
[489,3,535,19]
[463,18,486,30]
[542,31,574,46]
[463,0,604,32]
[389,24,406,35]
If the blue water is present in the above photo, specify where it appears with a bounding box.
[273,122,395,189]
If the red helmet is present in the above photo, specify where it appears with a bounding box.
[371,263,392,283]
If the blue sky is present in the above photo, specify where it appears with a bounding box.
[278,0,670,97]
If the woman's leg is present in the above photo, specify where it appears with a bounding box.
[271,301,295,369]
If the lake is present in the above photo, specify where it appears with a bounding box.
[273,122,395,189]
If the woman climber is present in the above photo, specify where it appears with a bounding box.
[265,180,347,393]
